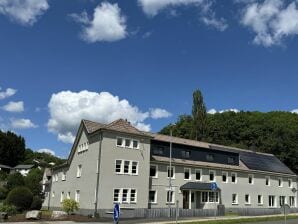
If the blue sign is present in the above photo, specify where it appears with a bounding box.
[113,203,120,222]
[211,182,217,191]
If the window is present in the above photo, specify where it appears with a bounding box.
[222,171,227,183]
[181,150,190,159]
[77,165,82,178]
[115,160,122,173]
[289,196,295,207]
[124,161,130,174]
[166,190,174,203]
[78,141,88,153]
[117,138,123,147]
[245,194,251,204]
[130,189,137,203]
[201,191,219,203]
[288,179,292,188]
[202,192,208,203]
[248,174,254,184]
[232,194,238,204]
[269,195,275,207]
[150,165,158,178]
[75,190,80,203]
[228,157,235,164]
[122,189,128,203]
[132,140,139,149]
[167,166,175,179]
[153,147,164,155]
[184,168,191,180]
[265,176,270,186]
[149,190,157,203]
[278,178,283,187]
[113,189,120,202]
[195,169,202,181]
[258,195,263,205]
[231,172,237,183]
[60,191,64,203]
[125,139,131,148]
[62,172,66,181]
[67,192,71,199]
[52,191,55,198]
[209,170,215,182]
[209,192,219,203]
[131,161,138,175]
[206,154,214,161]
[279,196,286,206]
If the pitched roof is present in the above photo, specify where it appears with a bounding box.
[14,164,34,169]
[83,119,150,137]
[180,182,220,191]
[0,164,12,169]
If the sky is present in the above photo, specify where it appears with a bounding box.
[1,0,298,158]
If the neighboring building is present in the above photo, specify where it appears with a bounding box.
[0,164,12,173]
[43,119,298,216]
[13,164,34,176]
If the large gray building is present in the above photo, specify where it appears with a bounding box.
[43,119,297,216]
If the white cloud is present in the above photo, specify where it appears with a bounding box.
[291,109,298,114]
[207,108,217,114]
[47,90,171,143]
[150,108,172,119]
[10,118,37,129]
[201,16,228,31]
[2,101,24,112]
[0,0,49,26]
[0,87,17,100]
[240,0,298,47]
[208,108,240,114]
[37,148,55,156]
[70,2,127,42]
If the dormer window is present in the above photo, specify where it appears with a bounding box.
[206,154,214,161]
[153,147,164,155]
[116,137,139,149]
[181,150,190,159]
[228,157,235,164]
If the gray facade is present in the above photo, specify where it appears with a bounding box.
[43,119,298,216]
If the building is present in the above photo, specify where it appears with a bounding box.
[43,119,297,216]
[13,164,35,176]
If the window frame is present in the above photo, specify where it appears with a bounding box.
[245,194,251,205]
[288,179,292,188]
[231,172,237,184]
[222,171,228,183]
[150,165,158,178]
[195,169,202,181]
[278,178,283,187]
[77,165,82,178]
[265,176,270,186]
[248,174,254,185]
[184,168,191,180]
[167,166,175,179]
[209,170,216,182]
[149,190,157,204]
[232,193,238,205]
[166,190,175,204]
[268,195,276,208]
[258,195,263,205]
[201,191,219,203]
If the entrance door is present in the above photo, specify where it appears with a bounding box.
[183,191,189,209]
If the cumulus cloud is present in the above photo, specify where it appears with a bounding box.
[201,16,228,31]
[291,109,298,114]
[208,108,240,114]
[150,108,172,119]
[10,118,37,129]
[38,148,55,156]
[2,101,24,112]
[0,0,49,26]
[70,2,127,42]
[240,0,298,47]
[0,87,17,100]
[47,90,171,144]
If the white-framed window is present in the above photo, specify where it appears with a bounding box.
[122,189,129,203]
[62,172,66,181]
[113,189,120,203]
[77,165,82,178]
[201,191,219,203]
[232,194,238,204]
[195,169,202,181]
[265,176,270,186]
[248,174,254,184]
[132,140,139,149]
[289,196,296,207]
[52,191,55,198]
[60,191,64,203]
[209,170,215,182]
[131,161,138,175]
[116,138,124,147]
[124,161,130,174]
[67,192,71,199]
[269,195,275,207]
[167,166,175,179]
[75,190,80,203]
[115,160,122,173]
[279,196,286,206]
[245,194,251,205]
[150,165,158,178]
[288,179,292,188]
[125,139,131,148]
[258,195,263,205]
[149,190,157,203]
[222,171,228,183]
[113,188,137,204]
[78,141,89,153]
[115,160,139,175]
[116,137,139,149]
[166,190,175,204]
[130,189,137,203]
[278,178,283,187]
[231,172,237,183]
[184,168,191,180]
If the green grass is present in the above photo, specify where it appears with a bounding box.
[177,215,298,224]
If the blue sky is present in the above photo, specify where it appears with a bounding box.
[1,0,298,158]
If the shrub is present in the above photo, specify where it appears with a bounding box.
[0,171,7,181]
[6,173,24,191]
[0,186,8,200]
[0,204,17,215]
[6,186,33,211]
[61,199,79,215]
[24,168,43,196]
[30,195,42,210]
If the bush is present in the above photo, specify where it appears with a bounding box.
[61,199,79,215]
[24,168,43,196]
[0,171,7,181]
[6,173,24,191]
[6,186,33,211]
[30,196,42,210]
[0,204,17,215]
[0,186,8,200]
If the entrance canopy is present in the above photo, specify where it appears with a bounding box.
[180,182,220,191]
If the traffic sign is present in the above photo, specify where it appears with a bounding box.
[113,203,120,223]
[211,182,217,191]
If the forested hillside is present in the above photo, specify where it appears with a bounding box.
[160,90,298,174]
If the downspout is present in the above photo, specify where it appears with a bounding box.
[94,132,103,217]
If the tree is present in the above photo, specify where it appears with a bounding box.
[6,186,33,211]
[191,89,207,140]
[6,173,24,191]
[24,168,43,196]
[61,199,79,215]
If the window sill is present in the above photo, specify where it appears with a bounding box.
[258,204,263,206]
[150,176,158,179]
[232,203,238,205]
[149,202,158,204]
[245,203,251,206]
[184,179,191,181]
[166,202,175,205]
